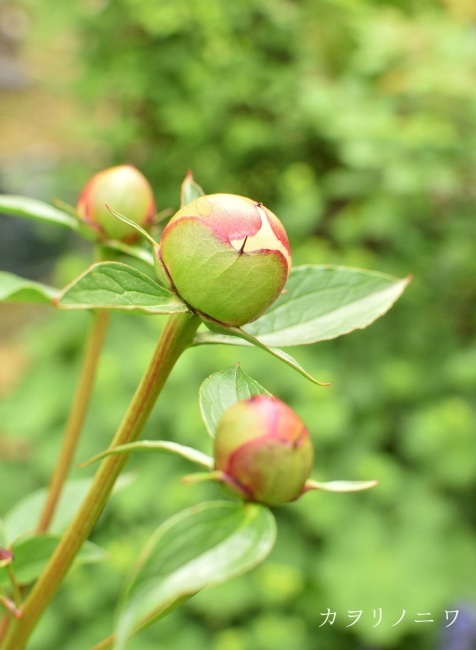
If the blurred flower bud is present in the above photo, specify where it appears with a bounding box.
[213,395,313,506]
[77,164,155,242]
[157,194,291,326]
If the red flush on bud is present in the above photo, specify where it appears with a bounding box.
[77,164,156,242]
[213,395,313,506]
[157,194,291,327]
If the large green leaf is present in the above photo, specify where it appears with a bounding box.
[0,272,59,303]
[114,501,276,649]
[0,534,106,587]
[199,364,270,438]
[0,195,79,230]
[194,265,410,347]
[56,262,189,314]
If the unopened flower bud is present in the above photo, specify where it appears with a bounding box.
[213,395,313,506]
[157,194,291,326]
[77,164,155,241]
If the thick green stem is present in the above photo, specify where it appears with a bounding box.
[1,312,200,650]
[37,310,110,533]
[0,619,7,643]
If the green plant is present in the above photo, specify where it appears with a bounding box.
[0,170,408,649]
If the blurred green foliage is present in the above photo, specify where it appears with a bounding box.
[2,0,476,648]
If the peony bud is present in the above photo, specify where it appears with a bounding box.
[213,395,313,506]
[77,164,156,242]
[157,194,291,326]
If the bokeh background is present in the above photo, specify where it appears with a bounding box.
[1,0,476,648]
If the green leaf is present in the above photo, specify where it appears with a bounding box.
[194,265,411,347]
[3,479,93,544]
[0,272,59,304]
[56,261,189,314]
[81,441,213,470]
[198,322,330,386]
[199,364,270,437]
[105,206,159,248]
[180,171,205,206]
[304,479,378,493]
[2,475,134,545]
[0,535,107,587]
[0,195,79,230]
[114,501,276,649]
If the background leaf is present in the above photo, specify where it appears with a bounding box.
[199,364,270,437]
[2,476,134,545]
[0,272,59,303]
[195,265,410,347]
[0,195,79,230]
[56,261,189,313]
[114,501,276,649]
[0,535,106,587]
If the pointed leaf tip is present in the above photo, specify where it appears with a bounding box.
[243,266,410,346]
[180,171,205,206]
[0,272,59,304]
[105,205,158,248]
[200,322,330,386]
[0,195,79,230]
[303,479,378,493]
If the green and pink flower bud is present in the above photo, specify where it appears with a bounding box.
[77,164,156,242]
[157,194,291,327]
[213,395,313,506]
